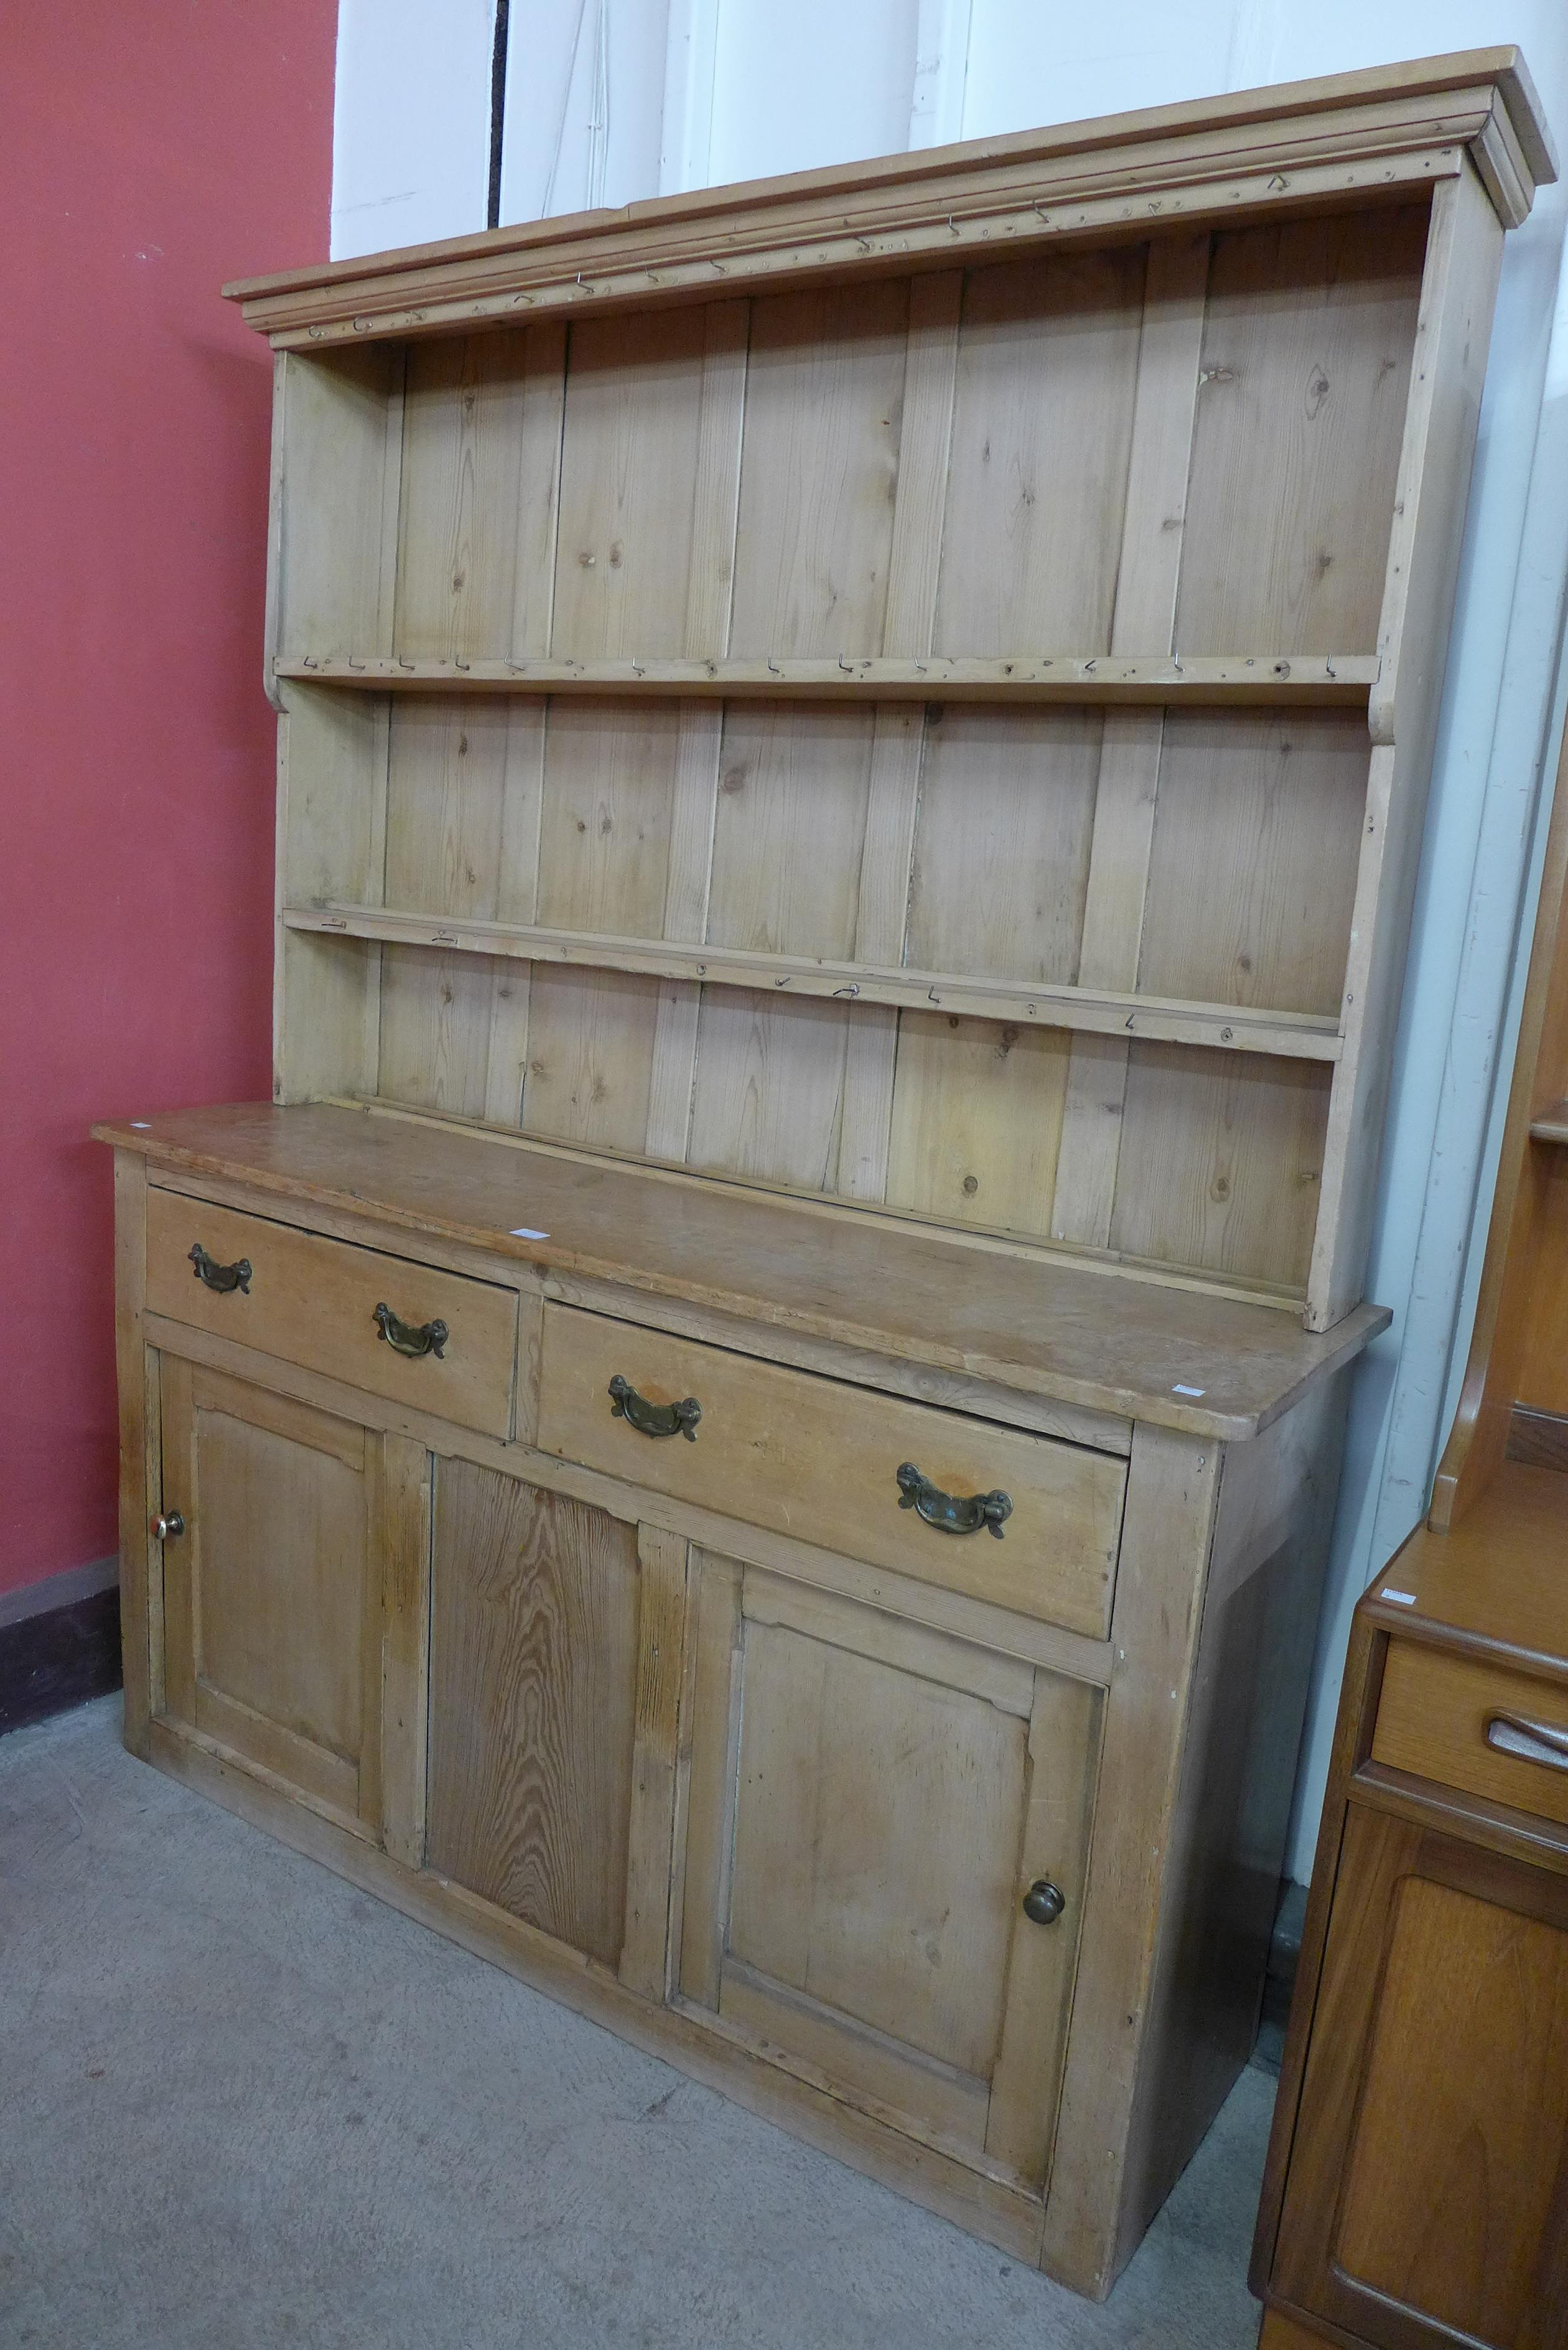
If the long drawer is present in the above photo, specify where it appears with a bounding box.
[536,1304,1125,1637]
[1371,1639,1568,1830]
[145,1188,519,1438]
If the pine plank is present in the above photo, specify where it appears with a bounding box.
[933,247,1145,656]
[1176,208,1427,653]
[706,702,875,960]
[1137,710,1368,1018]
[276,651,1380,702]
[886,1014,1073,1239]
[394,332,533,660]
[883,269,963,657]
[619,1524,690,2000]
[904,706,1100,982]
[1112,1044,1332,1290]
[729,280,910,658]
[550,307,709,659]
[687,992,851,1191]
[426,1464,641,1968]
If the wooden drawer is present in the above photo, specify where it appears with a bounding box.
[536,1304,1124,1637]
[146,1187,519,1438]
[1371,1639,1568,1830]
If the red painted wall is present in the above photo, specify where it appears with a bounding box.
[0,5,336,1598]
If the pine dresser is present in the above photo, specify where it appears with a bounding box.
[98,50,1553,2298]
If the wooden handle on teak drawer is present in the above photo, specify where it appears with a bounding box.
[1486,1711,1568,1771]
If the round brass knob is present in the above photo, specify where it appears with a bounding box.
[1022,1879,1065,1926]
[150,1510,185,1541]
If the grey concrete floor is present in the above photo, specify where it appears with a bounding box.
[1,1697,1271,2349]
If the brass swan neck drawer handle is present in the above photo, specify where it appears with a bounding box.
[609,1375,701,1440]
[190,1242,251,1294]
[897,1463,1012,1538]
[373,1302,449,1359]
[1486,1710,1568,1771]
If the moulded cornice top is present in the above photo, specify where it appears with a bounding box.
[224,47,1555,350]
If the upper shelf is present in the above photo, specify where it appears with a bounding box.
[273,653,1380,706]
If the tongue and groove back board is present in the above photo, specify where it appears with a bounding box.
[241,51,1553,1332]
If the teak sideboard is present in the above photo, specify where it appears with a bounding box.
[1253,698,1568,2346]
[98,52,1554,2299]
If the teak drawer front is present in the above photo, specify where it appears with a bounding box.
[537,1306,1124,1637]
[1371,1639,1568,1830]
[146,1187,518,1438]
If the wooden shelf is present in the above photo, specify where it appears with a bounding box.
[272,653,1380,706]
[284,903,1344,1062]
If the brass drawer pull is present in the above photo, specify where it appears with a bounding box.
[373,1301,449,1359]
[1486,1711,1568,1771]
[897,1462,1012,1538]
[189,1242,251,1295]
[609,1374,701,1441]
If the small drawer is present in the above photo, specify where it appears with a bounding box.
[1371,1640,1568,1830]
[536,1304,1125,1637]
[146,1188,519,1438]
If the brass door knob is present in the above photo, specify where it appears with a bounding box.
[150,1510,185,1541]
[1022,1879,1065,1926]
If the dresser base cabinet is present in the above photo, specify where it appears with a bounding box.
[106,1123,1366,2297]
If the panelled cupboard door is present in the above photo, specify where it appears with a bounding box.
[157,1357,393,1834]
[424,1461,687,1998]
[675,1552,1101,2187]
[1272,1809,1568,2347]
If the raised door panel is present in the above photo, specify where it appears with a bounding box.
[1272,1808,1568,2346]
[158,1357,386,1832]
[425,1462,688,1992]
[676,1555,1101,2188]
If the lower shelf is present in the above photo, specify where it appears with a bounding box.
[284,901,1345,1063]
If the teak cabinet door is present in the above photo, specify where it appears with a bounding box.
[157,1357,394,1832]
[424,1461,687,1997]
[675,1552,1101,2186]
[1274,1807,1568,2346]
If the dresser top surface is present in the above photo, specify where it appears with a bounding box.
[97,1101,1386,1439]
[1368,1460,1568,1680]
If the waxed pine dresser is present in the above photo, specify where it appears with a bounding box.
[98,52,1554,2300]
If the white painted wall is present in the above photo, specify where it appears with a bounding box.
[332,2,1568,1880]
[331,0,493,257]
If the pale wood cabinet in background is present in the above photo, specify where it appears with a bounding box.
[101,50,1554,2302]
